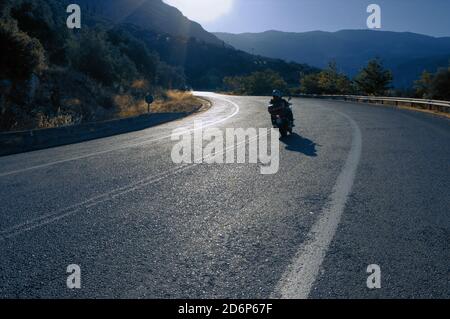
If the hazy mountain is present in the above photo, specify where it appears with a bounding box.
[77,0,224,46]
[215,30,450,87]
[74,0,317,89]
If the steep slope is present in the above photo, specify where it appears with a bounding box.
[78,0,224,46]
[118,23,318,89]
[215,30,450,87]
[74,0,318,89]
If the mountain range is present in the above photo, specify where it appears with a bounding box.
[77,0,224,46]
[215,30,450,88]
[74,0,316,89]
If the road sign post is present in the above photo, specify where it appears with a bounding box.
[145,94,154,114]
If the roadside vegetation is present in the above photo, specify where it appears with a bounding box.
[222,57,450,103]
[0,0,192,131]
[414,66,450,101]
[299,58,450,100]
[0,0,316,132]
[300,59,392,96]
[117,90,206,118]
[223,70,288,96]
[1,0,448,132]
[222,59,394,97]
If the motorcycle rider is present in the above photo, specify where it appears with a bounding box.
[269,90,294,127]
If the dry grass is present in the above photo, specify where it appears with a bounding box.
[397,104,450,119]
[152,90,206,113]
[37,113,77,129]
[24,89,208,131]
[116,90,207,118]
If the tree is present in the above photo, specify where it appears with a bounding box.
[429,66,450,101]
[223,70,287,95]
[300,62,354,95]
[300,73,321,94]
[107,29,159,85]
[318,61,339,94]
[414,70,433,99]
[413,63,450,101]
[67,29,138,86]
[336,75,355,94]
[354,58,392,96]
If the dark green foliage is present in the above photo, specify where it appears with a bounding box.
[430,67,450,100]
[224,70,288,95]
[0,18,45,81]
[415,64,450,100]
[414,71,434,99]
[68,29,138,86]
[299,73,322,95]
[107,29,159,85]
[300,62,354,95]
[354,59,393,96]
[10,0,70,65]
[156,63,186,89]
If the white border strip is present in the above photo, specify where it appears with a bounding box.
[273,109,362,299]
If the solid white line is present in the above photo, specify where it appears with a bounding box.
[0,94,240,178]
[272,109,362,299]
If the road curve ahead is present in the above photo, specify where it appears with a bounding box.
[0,93,449,298]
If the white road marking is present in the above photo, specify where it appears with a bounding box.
[0,164,191,240]
[0,94,240,178]
[273,109,362,299]
[0,128,267,241]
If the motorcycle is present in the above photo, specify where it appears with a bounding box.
[269,97,293,138]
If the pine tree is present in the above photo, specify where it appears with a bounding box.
[355,59,392,96]
[414,70,433,99]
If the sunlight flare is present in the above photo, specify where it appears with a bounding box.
[164,0,234,23]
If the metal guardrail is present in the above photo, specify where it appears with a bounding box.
[296,94,450,114]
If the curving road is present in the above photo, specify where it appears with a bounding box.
[0,93,449,298]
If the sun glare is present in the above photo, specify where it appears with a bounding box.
[164,0,234,23]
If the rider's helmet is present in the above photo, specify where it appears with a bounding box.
[272,89,283,98]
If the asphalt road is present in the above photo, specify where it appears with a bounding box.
[0,93,448,298]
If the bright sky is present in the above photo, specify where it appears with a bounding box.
[164,0,234,23]
[163,0,450,37]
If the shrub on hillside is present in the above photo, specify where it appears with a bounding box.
[300,62,354,95]
[0,19,45,81]
[108,29,160,85]
[354,59,393,96]
[10,0,69,65]
[67,30,138,87]
[224,70,287,95]
[429,67,450,101]
[414,64,450,101]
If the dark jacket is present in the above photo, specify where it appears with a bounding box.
[269,98,289,116]
[269,97,294,122]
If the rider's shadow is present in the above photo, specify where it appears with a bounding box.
[280,133,319,157]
